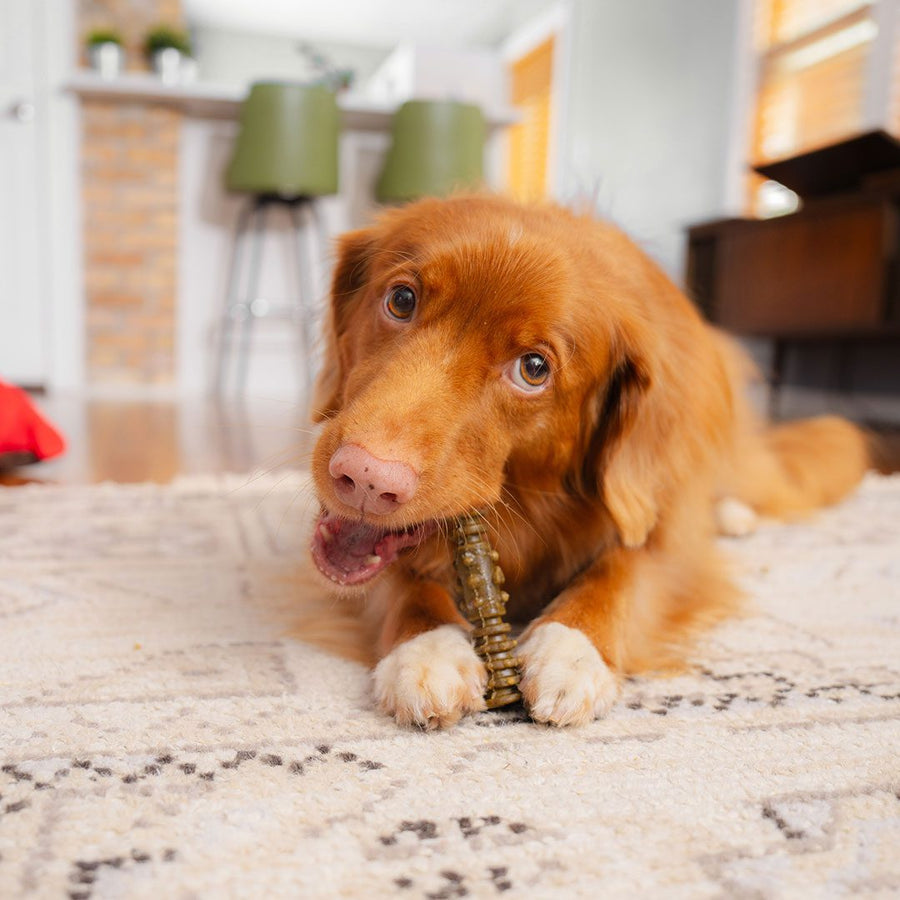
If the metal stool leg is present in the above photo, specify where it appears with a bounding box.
[305,199,330,398]
[215,199,254,394]
[310,197,330,273]
[235,200,268,394]
[769,338,787,420]
[218,194,328,400]
[291,198,324,403]
[289,199,318,403]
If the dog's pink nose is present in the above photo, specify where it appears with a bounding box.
[328,444,419,515]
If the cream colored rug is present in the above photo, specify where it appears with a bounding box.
[1,473,898,899]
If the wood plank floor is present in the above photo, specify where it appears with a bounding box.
[1,395,897,487]
[0,396,314,486]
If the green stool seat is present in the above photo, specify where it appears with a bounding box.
[376,100,486,203]
[226,82,339,197]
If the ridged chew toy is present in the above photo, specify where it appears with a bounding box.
[453,514,522,708]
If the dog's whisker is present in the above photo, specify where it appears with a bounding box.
[457,467,543,552]
[234,445,313,496]
[274,483,319,546]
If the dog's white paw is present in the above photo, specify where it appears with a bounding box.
[372,625,487,729]
[715,497,759,537]
[518,622,619,726]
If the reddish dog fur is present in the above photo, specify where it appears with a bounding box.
[309,194,868,726]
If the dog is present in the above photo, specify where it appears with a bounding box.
[308,194,869,729]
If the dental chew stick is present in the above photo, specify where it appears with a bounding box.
[453,513,522,709]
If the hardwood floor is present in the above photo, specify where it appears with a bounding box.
[1,394,897,487]
[0,395,314,486]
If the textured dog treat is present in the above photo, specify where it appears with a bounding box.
[453,514,522,709]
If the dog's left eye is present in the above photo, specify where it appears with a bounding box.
[384,285,417,321]
[509,353,551,392]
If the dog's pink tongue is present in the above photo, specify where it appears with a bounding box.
[312,515,385,585]
[311,513,427,586]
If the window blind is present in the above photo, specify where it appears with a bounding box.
[507,37,555,203]
[747,0,882,213]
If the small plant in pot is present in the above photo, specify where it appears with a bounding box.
[86,28,125,79]
[144,25,195,84]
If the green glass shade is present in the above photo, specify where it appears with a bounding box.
[226,82,339,197]
[376,100,486,202]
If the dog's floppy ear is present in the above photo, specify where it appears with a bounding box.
[575,329,659,549]
[311,228,376,423]
[599,352,657,548]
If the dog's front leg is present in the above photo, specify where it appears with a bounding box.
[370,572,487,729]
[518,548,633,726]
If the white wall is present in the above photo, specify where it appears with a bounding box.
[363,43,506,109]
[192,25,390,90]
[40,0,84,391]
[559,0,742,279]
[0,0,82,390]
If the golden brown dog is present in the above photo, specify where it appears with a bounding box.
[309,194,868,728]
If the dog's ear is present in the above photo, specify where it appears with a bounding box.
[598,352,657,548]
[574,331,659,549]
[311,228,376,423]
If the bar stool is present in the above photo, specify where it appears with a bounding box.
[216,82,339,396]
[376,100,486,202]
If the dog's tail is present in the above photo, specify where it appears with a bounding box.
[714,333,871,520]
[731,415,870,519]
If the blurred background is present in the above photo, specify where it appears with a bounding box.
[1,0,899,481]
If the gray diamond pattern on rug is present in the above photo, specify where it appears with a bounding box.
[1,473,898,898]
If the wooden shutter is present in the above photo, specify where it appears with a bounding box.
[763,0,870,44]
[753,40,870,161]
[752,1,875,163]
[893,13,900,132]
[747,0,878,212]
[507,37,555,203]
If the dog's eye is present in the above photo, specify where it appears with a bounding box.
[384,285,417,321]
[509,353,551,392]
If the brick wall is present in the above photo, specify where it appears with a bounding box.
[79,0,183,72]
[78,0,184,386]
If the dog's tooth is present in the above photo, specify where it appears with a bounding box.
[365,554,382,566]
[318,523,333,543]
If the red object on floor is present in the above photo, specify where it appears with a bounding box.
[0,381,66,461]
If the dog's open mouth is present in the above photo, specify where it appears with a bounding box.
[311,510,437,586]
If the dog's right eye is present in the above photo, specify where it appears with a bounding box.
[384,285,417,321]
[508,353,551,393]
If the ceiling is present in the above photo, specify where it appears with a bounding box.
[183,0,558,48]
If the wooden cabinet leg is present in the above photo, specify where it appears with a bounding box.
[769,338,787,420]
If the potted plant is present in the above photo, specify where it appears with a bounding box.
[297,43,355,93]
[144,25,195,84]
[86,28,125,79]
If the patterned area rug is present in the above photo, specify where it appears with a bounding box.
[1,473,898,899]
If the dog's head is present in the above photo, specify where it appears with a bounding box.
[309,195,687,587]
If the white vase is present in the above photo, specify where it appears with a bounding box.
[151,48,196,85]
[88,42,124,80]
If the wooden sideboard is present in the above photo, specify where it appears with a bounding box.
[686,132,900,414]
[686,193,898,337]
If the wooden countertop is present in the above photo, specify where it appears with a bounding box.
[66,70,520,131]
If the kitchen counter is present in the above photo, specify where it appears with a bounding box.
[66,70,520,130]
